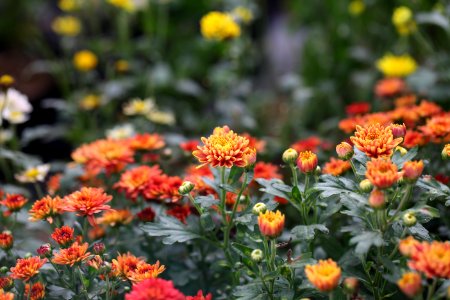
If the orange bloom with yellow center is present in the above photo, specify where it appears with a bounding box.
[443,144,450,160]
[350,123,403,158]
[408,240,450,278]
[52,242,91,266]
[111,252,145,279]
[98,209,133,227]
[258,210,285,238]
[397,272,421,298]
[114,165,162,201]
[193,126,256,168]
[61,187,112,226]
[323,158,351,176]
[28,196,63,224]
[399,236,420,257]
[0,232,13,250]
[24,282,45,300]
[402,160,424,181]
[297,151,318,173]
[127,261,166,283]
[305,259,342,292]
[420,113,450,143]
[10,256,47,281]
[365,158,402,189]
[128,133,165,151]
[0,194,28,213]
[51,226,74,246]
[0,289,14,300]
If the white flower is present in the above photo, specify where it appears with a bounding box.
[15,164,50,183]
[106,124,136,140]
[0,88,32,124]
[146,110,175,125]
[123,98,155,116]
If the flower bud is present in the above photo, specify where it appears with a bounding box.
[395,146,408,156]
[252,202,267,215]
[359,179,372,193]
[282,148,299,164]
[100,261,112,274]
[0,231,13,251]
[314,166,321,176]
[0,267,8,274]
[93,242,106,255]
[24,252,33,258]
[244,148,257,168]
[391,123,406,138]
[36,243,52,258]
[0,74,14,89]
[297,151,318,173]
[0,276,13,290]
[442,144,449,160]
[258,210,285,239]
[179,181,195,195]
[161,148,173,160]
[343,277,359,294]
[251,249,264,262]
[336,142,354,160]
[397,272,422,298]
[403,160,424,182]
[402,212,417,227]
[369,189,385,209]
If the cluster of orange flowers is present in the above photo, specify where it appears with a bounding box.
[111,252,165,283]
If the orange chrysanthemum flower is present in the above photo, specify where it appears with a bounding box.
[143,174,183,203]
[403,130,428,149]
[166,204,192,224]
[297,151,318,173]
[52,242,91,266]
[375,78,405,98]
[71,138,134,175]
[28,196,63,224]
[403,160,424,182]
[419,113,450,143]
[98,209,133,227]
[350,123,403,158]
[258,210,285,238]
[193,126,256,168]
[339,117,361,134]
[395,94,416,108]
[0,232,13,251]
[0,194,28,214]
[362,113,393,128]
[305,259,342,292]
[0,276,13,290]
[415,100,442,118]
[125,278,185,300]
[365,158,402,189]
[10,256,47,281]
[323,158,351,176]
[51,226,74,247]
[399,236,420,257]
[242,133,266,152]
[397,272,421,298]
[114,165,162,201]
[47,173,62,195]
[61,187,112,226]
[291,136,324,153]
[180,140,200,153]
[111,252,153,281]
[253,162,282,184]
[0,289,14,300]
[24,282,45,300]
[128,133,165,151]
[408,240,450,278]
[184,165,214,195]
[127,261,166,283]
[87,255,104,270]
[443,144,450,160]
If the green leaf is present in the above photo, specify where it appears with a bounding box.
[200,213,215,231]
[140,216,201,244]
[287,252,316,269]
[194,195,217,209]
[228,166,244,184]
[292,186,302,202]
[291,224,329,241]
[417,12,449,31]
[256,178,291,199]
[409,223,431,241]
[350,231,384,255]
[392,147,418,168]
[234,282,268,300]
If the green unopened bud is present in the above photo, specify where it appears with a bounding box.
[178,181,195,195]
[314,166,321,175]
[0,266,8,274]
[24,252,32,258]
[395,146,408,156]
[251,249,264,262]
[282,148,298,164]
[252,202,267,215]
[359,179,372,192]
[403,212,417,227]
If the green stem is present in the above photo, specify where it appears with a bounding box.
[289,164,298,188]
[349,159,361,181]
[426,278,438,300]
[187,193,202,215]
[303,173,310,195]
[34,183,44,199]
[390,184,413,222]
[77,266,89,299]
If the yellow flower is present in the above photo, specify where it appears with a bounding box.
[115,59,130,73]
[108,0,134,12]
[376,54,417,78]
[15,165,50,183]
[0,74,14,87]
[79,94,102,110]
[123,98,155,116]
[51,16,81,37]
[258,210,285,238]
[200,12,241,41]
[147,110,176,125]
[73,50,98,72]
[348,0,365,16]
[58,0,78,11]
[392,6,416,35]
[232,6,253,24]
[305,259,342,292]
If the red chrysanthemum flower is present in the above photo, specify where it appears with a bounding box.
[114,165,162,201]
[128,133,165,151]
[28,196,63,224]
[61,187,112,226]
[143,174,183,203]
[24,282,45,300]
[323,158,351,176]
[125,278,185,300]
[374,78,405,98]
[403,130,428,149]
[10,256,47,281]
[0,194,28,214]
[242,133,266,152]
[291,136,323,153]
[0,276,13,290]
[180,140,200,153]
[0,289,14,300]
[166,204,192,224]
[186,290,213,300]
[350,123,403,158]
[0,231,13,251]
[365,158,402,189]
[98,209,133,227]
[193,126,256,168]
[408,240,450,278]
[345,102,371,116]
[136,207,156,222]
[52,242,91,266]
[51,226,74,247]
[47,173,62,196]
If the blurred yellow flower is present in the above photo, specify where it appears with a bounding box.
[73,50,98,72]
[200,12,241,41]
[108,0,134,12]
[147,110,175,125]
[348,0,365,16]
[80,94,102,110]
[15,164,50,183]
[376,54,417,77]
[123,98,155,116]
[392,7,416,35]
[232,6,253,24]
[58,0,78,11]
[52,16,81,37]
[115,60,130,73]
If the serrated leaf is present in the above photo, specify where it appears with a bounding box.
[291,224,329,240]
[194,195,217,209]
[350,231,384,255]
[392,147,418,168]
[140,216,201,244]
[200,213,215,231]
